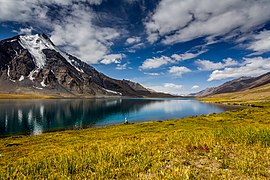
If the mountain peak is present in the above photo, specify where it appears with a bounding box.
[18,34,56,68]
[0,34,172,98]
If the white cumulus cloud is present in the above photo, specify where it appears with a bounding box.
[147,83,184,95]
[139,56,174,69]
[100,54,126,65]
[0,0,103,23]
[0,0,120,64]
[50,5,120,64]
[140,49,205,70]
[168,66,191,77]
[145,0,270,45]
[196,58,238,71]
[126,36,141,44]
[17,27,33,35]
[208,57,270,81]
[164,83,183,89]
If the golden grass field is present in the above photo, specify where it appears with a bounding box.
[0,85,270,179]
[202,83,270,103]
[0,93,57,99]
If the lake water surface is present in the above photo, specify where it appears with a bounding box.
[0,98,235,137]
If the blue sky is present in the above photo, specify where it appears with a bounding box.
[1,0,270,95]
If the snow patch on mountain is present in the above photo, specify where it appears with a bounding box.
[28,69,39,81]
[19,75,24,81]
[7,39,17,43]
[19,34,55,68]
[57,51,84,73]
[103,88,122,95]
[19,34,84,74]
[41,78,46,87]
[33,85,43,90]
[7,66,10,77]
[7,65,16,82]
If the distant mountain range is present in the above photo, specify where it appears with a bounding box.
[193,72,270,97]
[0,34,172,98]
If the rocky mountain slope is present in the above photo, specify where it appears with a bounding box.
[0,34,170,98]
[204,83,270,102]
[194,72,270,97]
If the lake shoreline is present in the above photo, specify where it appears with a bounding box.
[0,93,187,99]
[0,98,236,137]
[1,99,270,179]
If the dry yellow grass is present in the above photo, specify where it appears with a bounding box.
[0,101,270,179]
[201,83,270,104]
[0,93,58,99]
[1,85,270,179]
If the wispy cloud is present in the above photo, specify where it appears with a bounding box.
[247,30,270,55]
[145,0,270,45]
[140,49,206,70]
[191,85,200,90]
[50,4,120,64]
[144,72,161,76]
[171,49,207,61]
[196,58,238,71]
[0,1,121,64]
[116,62,131,70]
[125,37,144,53]
[14,27,33,35]
[0,0,103,23]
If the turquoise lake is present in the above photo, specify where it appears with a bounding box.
[0,98,235,137]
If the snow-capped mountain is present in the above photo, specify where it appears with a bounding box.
[0,34,170,97]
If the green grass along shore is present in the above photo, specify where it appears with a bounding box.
[1,99,270,179]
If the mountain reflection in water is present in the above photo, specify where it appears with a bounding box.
[0,98,235,137]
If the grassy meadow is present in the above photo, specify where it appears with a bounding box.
[0,96,270,179]
[202,83,270,103]
[0,93,57,99]
[1,84,270,179]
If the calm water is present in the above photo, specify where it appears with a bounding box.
[0,98,235,137]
